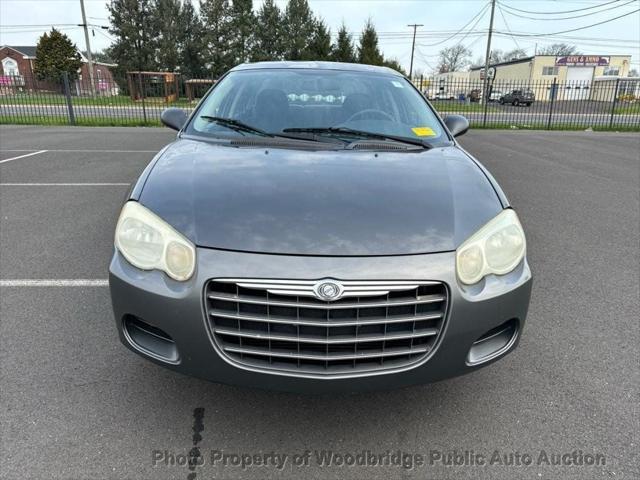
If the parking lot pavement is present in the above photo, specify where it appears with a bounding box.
[0,150,150,184]
[0,125,175,151]
[1,126,638,480]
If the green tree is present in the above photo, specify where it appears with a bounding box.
[108,0,157,86]
[82,49,114,64]
[34,28,83,80]
[152,0,183,71]
[308,19,332,60]
[228,0,255,65]
[179,0,205,77]
[252,0,284,61]
[200,0,233,77]
[332,23,355,63]
[382,58,406,76]
[357,19,383,66]
[283,0,315,60]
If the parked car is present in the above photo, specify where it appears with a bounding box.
[434,90,456,100]
[467,89,503,103]
[109,61,532,393]
[469,89,482,102]
[500,89,535,106]
[488,89,504,102]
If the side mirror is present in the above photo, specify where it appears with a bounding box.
[161,108,188,131]
[443,115,469,138]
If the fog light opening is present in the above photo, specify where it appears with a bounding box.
[123,315,180,364]
[466,318,519,366]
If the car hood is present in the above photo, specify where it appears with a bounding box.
[137,139,502,256]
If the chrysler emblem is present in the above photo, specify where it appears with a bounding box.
[313,280,344,301]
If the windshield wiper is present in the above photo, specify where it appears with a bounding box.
[200,116,336,144]
[200,116,272,137]
[282,127,432,148]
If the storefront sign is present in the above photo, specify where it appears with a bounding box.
[555,56,610,67]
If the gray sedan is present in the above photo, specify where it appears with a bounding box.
[109,61,532,393]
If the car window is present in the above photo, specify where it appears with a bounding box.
[188,68,447,144]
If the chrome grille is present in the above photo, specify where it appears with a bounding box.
[204,279,448,377]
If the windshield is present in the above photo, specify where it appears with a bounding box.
[187,68,448,146]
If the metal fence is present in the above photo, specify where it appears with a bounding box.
[412,76,640,130]
[1,72,639,130]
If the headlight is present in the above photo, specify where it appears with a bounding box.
[115,201,196,281]
[456,209,526,285]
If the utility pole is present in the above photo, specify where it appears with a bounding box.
[408,23,423,79]
[79,0,96,96]
[482,0,496,105]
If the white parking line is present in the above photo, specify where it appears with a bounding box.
[0,183,130,186]
[0,150,48,164]
[0,279,109,287]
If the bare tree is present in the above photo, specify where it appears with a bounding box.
[538,43,581,56]
[470,55,484,69]
[502,48,528,61]
[487,48,527,64]
[437,45,472,73]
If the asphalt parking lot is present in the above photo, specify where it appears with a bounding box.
[1,125,638,480]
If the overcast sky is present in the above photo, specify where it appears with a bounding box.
[1,0,639,73]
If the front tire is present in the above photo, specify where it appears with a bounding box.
[513,99,519,106]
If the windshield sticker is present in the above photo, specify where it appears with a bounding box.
[412,127,436,137]
[391,80,404,88]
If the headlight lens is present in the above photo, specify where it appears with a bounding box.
[115,201,196,281]
[456,209,526,285]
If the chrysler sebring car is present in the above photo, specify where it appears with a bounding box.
[109,61,532,393]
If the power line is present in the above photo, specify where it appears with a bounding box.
[417,1,490,47]
[333,28,489,39]
[0,26,82,33]
[94,28,115,42]
[492,33,638,49]
[495,8,640,36]
[497,3,522,50]
[498,31,639,43]
[415,47,438,73]
[419,16,488,51]
[499,0,638,21]
[0,23,108,28]
[498,0,624,15]
[0,23,82,27]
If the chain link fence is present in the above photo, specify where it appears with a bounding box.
[1,72,638,130]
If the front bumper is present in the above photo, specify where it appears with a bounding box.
[109,247,532,393]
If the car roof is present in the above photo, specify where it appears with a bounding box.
[230,61,403,77]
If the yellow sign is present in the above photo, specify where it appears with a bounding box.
[412,127,436,137]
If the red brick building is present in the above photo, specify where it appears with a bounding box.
[0,45,117,94]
